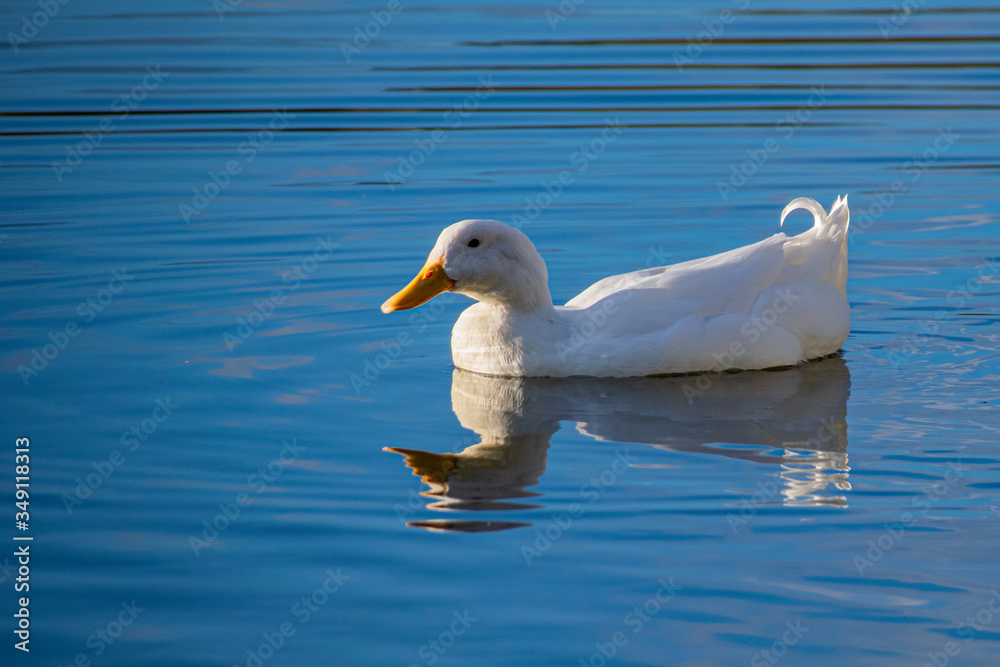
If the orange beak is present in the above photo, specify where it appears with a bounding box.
[381,256,455,313]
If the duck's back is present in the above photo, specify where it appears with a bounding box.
[564,233,788,321]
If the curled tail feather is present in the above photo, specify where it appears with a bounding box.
[780,195,850,295]
[781,195,850,242]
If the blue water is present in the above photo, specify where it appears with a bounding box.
[2,1,999,665]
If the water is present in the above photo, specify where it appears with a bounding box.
[2,1,999,665]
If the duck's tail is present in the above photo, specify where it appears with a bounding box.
[780,195,850,295]
[780,195,850,242]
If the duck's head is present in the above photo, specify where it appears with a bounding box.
[381,219,551,314]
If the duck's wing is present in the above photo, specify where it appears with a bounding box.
[553,234,805,375]
[563,232,788,323]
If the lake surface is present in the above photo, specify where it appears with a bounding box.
[2,1,999,665]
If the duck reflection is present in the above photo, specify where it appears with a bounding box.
[387,356,851,531]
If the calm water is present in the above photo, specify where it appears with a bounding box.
[2,1,999,665]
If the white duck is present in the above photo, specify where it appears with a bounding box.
[381,196,850,377]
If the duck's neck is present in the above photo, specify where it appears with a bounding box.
[463,244,555,314]
[494,279,554,314]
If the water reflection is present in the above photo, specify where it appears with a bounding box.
[387,356,852,531]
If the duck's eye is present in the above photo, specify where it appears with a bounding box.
[467,238,480,248]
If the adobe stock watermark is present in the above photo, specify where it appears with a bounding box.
[340,0,413,62]
[557,291,634,363]
[578,578,682,666]
[18,267,134,385]
[545,0,586,30]
[62,397,179,514]
[233,568,349,667]
[7,0,72,53]
[54,600,144,667]
[407,610,478,667]
[509,116,624,229]
[642,245,674,270]
[52,66,168,182]
[749,619,809,667]
[922,589,1000,667]
[673,0,751,70]
[222,235,339,352]
[682,286,800,404]
[189,439,306,556]
[878,0,927,39]
[854,462,964,575]
[521,449,634,565]
[726,478,782,534]
[716,86,829,201]
[886,255,998,370]
[179,109,296,223]
[214,0,243,20]
[350,291,461,396]
[383,75,496,190]
[848,126,959,240]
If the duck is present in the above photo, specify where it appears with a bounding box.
[381,196,850,377]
